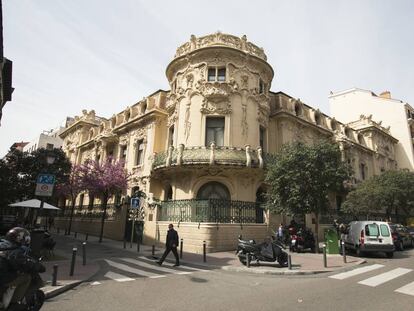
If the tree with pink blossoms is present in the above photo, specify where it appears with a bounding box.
[80,158,129,243]
[56,164,85,235]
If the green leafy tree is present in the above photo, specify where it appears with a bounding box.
[0,148,71,207]
[342,170,414,222]
[265,141,351,250]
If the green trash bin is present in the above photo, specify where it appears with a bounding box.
[325,228,339,254]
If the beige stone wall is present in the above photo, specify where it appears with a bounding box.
[149,222,269,253]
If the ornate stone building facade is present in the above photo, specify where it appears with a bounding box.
[56,33,398,252]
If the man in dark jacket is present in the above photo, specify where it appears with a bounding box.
[157,223,179,266]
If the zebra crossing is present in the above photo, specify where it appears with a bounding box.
[329,264,414,296]
[101,256,209,283]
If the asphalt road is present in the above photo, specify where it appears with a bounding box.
[42,247,414,311]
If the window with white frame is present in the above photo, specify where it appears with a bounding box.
[136,140,144,165]
[208,67,226,82]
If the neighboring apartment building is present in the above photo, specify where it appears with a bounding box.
[329,89,414,171]
[23,126,65,153]
[0,0,13,125]
[56,33,398,252]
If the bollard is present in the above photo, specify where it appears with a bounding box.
[74,232,77,239]
[137,241,140,252]
[342,241,347,263]
[323,244,327,268]
[180,238,183,259]
[85,233,89,241]
[203,241,207,262]
[82,242,87,266]
[246,253,250,268]
[152,245,155,256]
[123,238,126,249]
[52,264,58,286]
[70,248,77,276]
[288,254,292,270]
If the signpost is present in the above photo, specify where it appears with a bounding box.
[128,197,145,249]
[34,174,56,226]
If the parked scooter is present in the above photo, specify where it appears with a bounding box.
[236,236,288,267]
[290,227,316,253]
[0,257,45,311]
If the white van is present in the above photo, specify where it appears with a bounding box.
[344,221,394,258]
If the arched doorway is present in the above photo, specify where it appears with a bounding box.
[196,181,230,200]
[196,181,231,222]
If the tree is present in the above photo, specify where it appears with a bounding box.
[80,158,129,243]
[55,164,84,234]
[265,140,351,251]
[342,170,414,222]
[0,148,71,207]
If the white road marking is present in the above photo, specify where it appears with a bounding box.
[138,256,209,272]
[104,272,134,282]
[358,268,412,287]
[395,281,414,296]
[329,264,384,280]
[90,281,101,286]
[120,258,192,275]
[105,259,166,278]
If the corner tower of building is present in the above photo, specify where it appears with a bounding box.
[165,32,274,149]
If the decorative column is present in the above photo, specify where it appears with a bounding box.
[209,142,216,165]
[257,146,263,169]
[177,144,184,166]
[245,145,251,167]
[166,145,174,167]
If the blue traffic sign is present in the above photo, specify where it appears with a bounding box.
[37,174,56,184]
[131,198,140,209]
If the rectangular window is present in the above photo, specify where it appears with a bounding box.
[79,194,84,209]
[206,117,225,147]
[259,79,264,94]
[136,140,144,165]
[365,224,379,237]
[207,67,226,82]
[208,68,216,82]
[217,68,226,82]
[360,163,366,180]
[46,143,54,150]
[168,126,174,147]
[380,224,390,237]
[259,127,266,150]
[88,195,95,209]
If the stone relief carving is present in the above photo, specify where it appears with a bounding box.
[241,102,248,136]
[184,100,191,143]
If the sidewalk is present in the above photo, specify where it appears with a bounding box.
[43,229,365,297]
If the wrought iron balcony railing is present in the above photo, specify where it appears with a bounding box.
[159,199,265,224]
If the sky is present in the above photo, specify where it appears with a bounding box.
[1,0,414,157]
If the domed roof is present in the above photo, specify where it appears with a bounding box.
[174,32,267,61]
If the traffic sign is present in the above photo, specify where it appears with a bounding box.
[130,198,140,209]
[35,174,56,197]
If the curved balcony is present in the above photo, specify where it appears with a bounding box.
[152,145,275,171]
[158,199,265,224]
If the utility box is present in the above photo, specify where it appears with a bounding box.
[325,228,339,254]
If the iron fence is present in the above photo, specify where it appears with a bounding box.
[159,199,265,223]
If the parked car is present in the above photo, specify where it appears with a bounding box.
[407,227,414,238]
[344,221,394,258]
[389,224,414,251]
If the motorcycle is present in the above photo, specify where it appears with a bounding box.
[236,236,288,267]
[0,257,45,311]
[290,227,315,253]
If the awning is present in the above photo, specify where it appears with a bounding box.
[8,199,61,210]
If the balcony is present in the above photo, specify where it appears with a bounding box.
[159,199,265,224]
[152,145,274,171]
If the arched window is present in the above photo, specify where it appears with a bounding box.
[196,182,230,200]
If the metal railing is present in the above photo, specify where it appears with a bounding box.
[159,199,265,224]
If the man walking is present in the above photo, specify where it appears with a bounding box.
[157,223,179,266]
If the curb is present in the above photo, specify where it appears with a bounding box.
[43,262,102,300]
[221,259,367,275]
